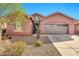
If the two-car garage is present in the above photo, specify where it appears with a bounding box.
[45,24,68,34]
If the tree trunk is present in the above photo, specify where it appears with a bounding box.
[1,25,6,43]
[37,23,40,39]
[30,17,40,39]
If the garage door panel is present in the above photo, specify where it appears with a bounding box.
[45,24,68,34]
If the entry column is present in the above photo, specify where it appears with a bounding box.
[69,24,75,34]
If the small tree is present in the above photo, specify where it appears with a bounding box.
[0,3,24,41]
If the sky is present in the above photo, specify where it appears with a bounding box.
[22,3,79,20]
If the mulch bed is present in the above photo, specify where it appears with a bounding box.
[8,36,61,56]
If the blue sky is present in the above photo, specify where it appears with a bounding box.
[22,3,79,20]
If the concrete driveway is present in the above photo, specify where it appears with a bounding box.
[47,34,79,56]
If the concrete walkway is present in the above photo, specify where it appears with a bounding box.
[48,35,79,56]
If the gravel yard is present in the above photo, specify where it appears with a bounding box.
[22,43,61,56]
[0,36,61,56]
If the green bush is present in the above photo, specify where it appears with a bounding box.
[35,40,43,47]
[3,40,27,56]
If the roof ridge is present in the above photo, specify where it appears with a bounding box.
[42,12,78,21]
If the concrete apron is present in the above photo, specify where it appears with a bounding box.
[48,35,79,56]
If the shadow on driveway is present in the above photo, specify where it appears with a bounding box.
[47,34,73,42]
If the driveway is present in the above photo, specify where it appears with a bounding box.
[47,34,79,56]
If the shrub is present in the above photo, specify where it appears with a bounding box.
[13,40,27,55]
[35,40,43,47]
[3,40,27,56]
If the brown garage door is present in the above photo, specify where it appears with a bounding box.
[45,24,68,34]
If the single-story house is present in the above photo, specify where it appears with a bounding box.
[6,12,79,36]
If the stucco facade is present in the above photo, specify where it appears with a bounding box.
[6,18,33,36]
[6,12,79,36]
[40,12,79,35]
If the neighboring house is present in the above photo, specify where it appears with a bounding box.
[6,12,79,36]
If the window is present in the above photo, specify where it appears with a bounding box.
[14,21,23,32]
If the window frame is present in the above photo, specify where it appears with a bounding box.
[13,20,23,32]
